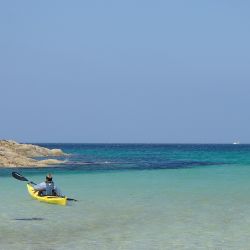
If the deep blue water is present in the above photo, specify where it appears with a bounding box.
[17,143,250,171]
[41,143,250,169]
[1,144,250,176]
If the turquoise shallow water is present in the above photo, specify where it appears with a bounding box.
[1,144,250,249]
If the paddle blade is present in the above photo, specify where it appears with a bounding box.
[12,172,29,182]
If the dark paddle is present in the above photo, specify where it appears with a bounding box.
[12,172,78,202]
[12,172,36,185]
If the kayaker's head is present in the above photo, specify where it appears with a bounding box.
[45,173,53,183]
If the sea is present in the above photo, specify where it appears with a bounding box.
[1,143,250,250]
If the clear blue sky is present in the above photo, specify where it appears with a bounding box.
[0,0,249,143]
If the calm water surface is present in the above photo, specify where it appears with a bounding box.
[1,144,250,249]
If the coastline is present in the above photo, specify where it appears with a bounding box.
[0,140,66,168]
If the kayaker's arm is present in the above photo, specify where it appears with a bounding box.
[33,182,46,191]
[33,182,63,197]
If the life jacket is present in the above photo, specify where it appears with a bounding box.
[45,181,55,196]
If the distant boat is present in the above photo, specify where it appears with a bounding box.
[233,141,240,145]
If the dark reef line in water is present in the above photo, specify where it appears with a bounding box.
[0,160,227,174]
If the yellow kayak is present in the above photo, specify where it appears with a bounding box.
[27,183,67,206]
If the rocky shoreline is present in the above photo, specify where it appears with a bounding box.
[0,140,66,167]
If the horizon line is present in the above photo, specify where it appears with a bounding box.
[22,142,247,145]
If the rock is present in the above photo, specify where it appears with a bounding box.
[50,149,64,156]
[0,140,66,167]
[37,159,66,166]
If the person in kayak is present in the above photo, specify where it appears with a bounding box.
[33,174,62,196]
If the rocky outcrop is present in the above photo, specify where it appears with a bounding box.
[0,140,66,167]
